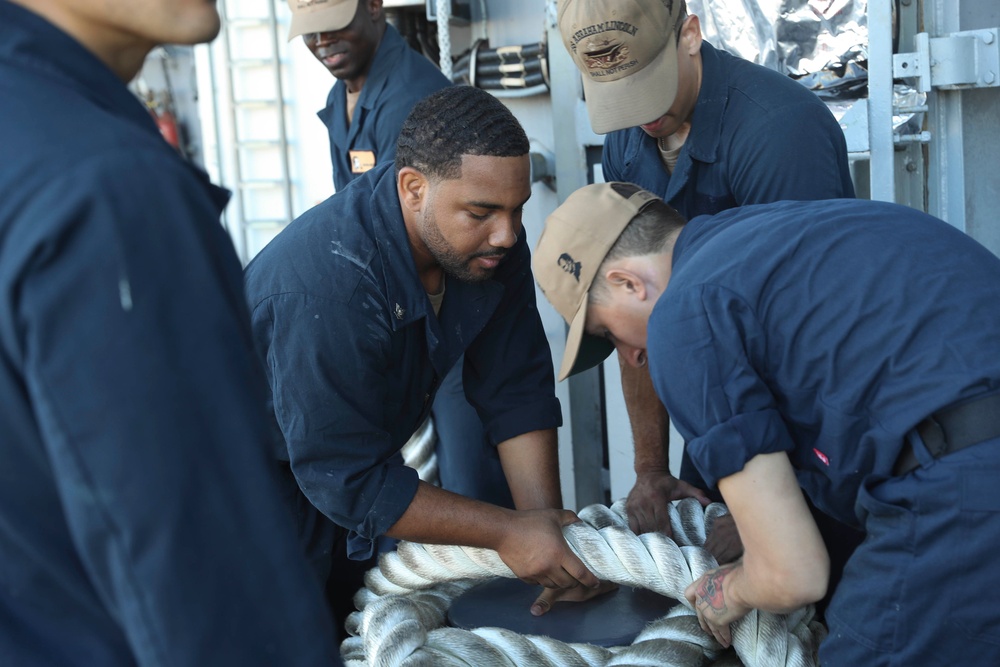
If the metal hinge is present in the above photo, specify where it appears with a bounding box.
[894,28,1000,92]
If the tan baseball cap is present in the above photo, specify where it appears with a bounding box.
[286,0,358,41]
[533,183,660,381]
[558,0,684,134]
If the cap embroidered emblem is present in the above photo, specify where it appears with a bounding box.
[394,303,405,320]
[557,253,582,281]
[583,37,630,71]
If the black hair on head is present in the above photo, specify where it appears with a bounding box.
[395,85,530,181]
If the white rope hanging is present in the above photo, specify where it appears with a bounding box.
[400,416,438,485]
[436,0,453,80]
[341,498,826,667]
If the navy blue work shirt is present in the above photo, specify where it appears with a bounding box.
[649,199,1000,528]
[602,42,855,219]
[0,3,337,665]
[319,24,450,192]
[244,163,562,560]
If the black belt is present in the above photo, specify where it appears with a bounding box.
[893,392,1000,476]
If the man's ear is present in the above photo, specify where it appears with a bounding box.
[605,267,648,301]
[681,14,703,55]
[397,166,428,214]
[368,0,384,22]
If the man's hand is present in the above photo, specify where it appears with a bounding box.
[530,580,619,616]
[625,470,711,536]
[495,508,601,594]
[704,513,744,564]
[684,562,750,648]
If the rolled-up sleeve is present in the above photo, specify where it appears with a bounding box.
[649,284,796,488]
[252,279,419,552]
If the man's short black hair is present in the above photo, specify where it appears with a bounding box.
[588,183,687,305]
[395,85,530,180]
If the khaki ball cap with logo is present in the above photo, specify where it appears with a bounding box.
[557,0,685,134]
[533,183,660,380]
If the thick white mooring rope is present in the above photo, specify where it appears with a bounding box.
[400,416,438,485]
[341,498,826,667]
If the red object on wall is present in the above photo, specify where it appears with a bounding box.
[155,107,181,150]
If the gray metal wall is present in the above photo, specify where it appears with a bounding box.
[956,2,1000,253]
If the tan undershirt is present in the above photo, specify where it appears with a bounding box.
[427,277,445,317]
[657,136,683,173]
[656,123,692,173]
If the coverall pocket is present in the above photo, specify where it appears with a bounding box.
[825,476,913,652]
[946,466,1000,646]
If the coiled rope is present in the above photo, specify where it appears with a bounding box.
[341,498,826,666]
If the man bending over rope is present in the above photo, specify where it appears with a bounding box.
[245,86,604,629]
[533,183,1000,665]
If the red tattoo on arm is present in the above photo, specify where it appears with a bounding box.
[696,564,738,613]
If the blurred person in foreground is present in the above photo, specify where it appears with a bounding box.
[0,0,339,663]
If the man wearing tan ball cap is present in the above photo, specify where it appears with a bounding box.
[556,0,857,579]
[534,183,1000,664]
[286,0,449,192]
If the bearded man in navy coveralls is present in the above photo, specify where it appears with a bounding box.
[289,0,512,528]
[245,87,608,627]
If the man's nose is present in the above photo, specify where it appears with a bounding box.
[488,217,520,249]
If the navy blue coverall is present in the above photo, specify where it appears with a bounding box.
[243,163,562,597]
[649,199,1000,664]
[602,41,855,217]
[317,23,507,510]
[318,24,450,192]
[0,2,337,665]
[604,40,861,603]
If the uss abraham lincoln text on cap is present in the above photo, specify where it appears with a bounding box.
[533,182,660,381]
[286,0,358,41]
[557,0,685,134]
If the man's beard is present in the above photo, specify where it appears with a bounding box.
[421,209,506,282]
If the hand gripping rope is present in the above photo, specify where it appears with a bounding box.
[341,498,826,666]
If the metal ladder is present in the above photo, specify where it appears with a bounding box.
[216,0,296,264]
